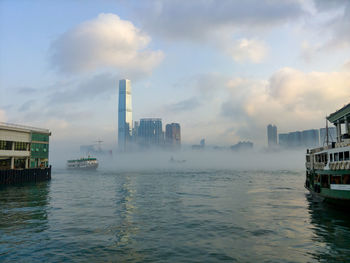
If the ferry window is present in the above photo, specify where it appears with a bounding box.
[330,154,333,162]
[334,153,339,161]
[322,175,329,188]
[306,156,310,162]
[324,154,328,164]
[331,175,341,184]
[340,152,344,161]
[345,151,350,161]
[343,175,350,184]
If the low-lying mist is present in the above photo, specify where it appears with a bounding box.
[50,147,306,172]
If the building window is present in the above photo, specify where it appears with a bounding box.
[0,140,12,150]
[14,142,28,151]
[0,158,11,170]
[14,158,26,169]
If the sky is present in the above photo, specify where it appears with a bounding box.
[0,0,350,150]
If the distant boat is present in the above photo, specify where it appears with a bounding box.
[169,156,186,164]
[67,157,98,170]
[305,103,350,207]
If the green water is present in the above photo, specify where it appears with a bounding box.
[1,169,349,262]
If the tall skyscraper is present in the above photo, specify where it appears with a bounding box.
[118,79,132,152]
[138,118,163,148]
[165,123,181,148]
[267,124,277,148]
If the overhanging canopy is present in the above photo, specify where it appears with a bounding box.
[327,103,350,124]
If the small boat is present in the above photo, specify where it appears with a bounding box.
[67,157,98,170]
[169,156,186,164]
[305,103,350,207]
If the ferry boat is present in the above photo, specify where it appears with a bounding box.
[305,103,350,206]
[67,157,98,170]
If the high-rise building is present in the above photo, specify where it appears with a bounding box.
[118,79,132,152]
[278,133,289,148]
[165,123,181,148]
[288,131,302,147]
[138,118,163,148]
[319,127,337,145]
[301,129,319,147]
[230,141,253,151]
[267,124,277,148]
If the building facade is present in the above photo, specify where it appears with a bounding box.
[267,124,277,148]
[279,129,324,148]
[0,122,51,184]
[138,118,163,148]
[118,79,133,152]
[230,141,253,151]
[165,123,181,149]
[301,129,319,148]
[278,133,289,148]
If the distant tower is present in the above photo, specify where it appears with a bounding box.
[267,124,277,148]
[165,123,181,149]
[118,79,133,152]
[200,139,205,148]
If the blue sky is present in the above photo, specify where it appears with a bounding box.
[1,0,350,150]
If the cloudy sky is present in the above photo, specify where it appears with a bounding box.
[1,0,350,149]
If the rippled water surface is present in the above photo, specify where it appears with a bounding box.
[1,169,350,262]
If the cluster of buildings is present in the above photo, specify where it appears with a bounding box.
[118,79,181,151]
[267,124,337,149]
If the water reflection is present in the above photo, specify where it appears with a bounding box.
[306,194,350,262]
[112,173,143,261]
[0,182,50,260]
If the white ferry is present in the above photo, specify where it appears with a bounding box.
[305,103,350,206]
[67,157,98,170]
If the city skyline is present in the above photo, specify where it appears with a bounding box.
[1,1,350,151]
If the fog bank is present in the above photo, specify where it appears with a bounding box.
[51,147,306,172]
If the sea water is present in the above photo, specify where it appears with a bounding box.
[1,168,350,262]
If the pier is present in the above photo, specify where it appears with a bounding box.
[0,167,51,185]
[0,122,51,185]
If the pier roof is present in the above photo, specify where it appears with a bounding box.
[327,103,350,124]
[0,122,51,134]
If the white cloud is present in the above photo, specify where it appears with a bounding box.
[300,1,350,60]
[134,0,305,41]
[226,39,267,63]
[343,60,350,71]
[50,13,164,74]
[45,118,69,130]
[224,67,350,135]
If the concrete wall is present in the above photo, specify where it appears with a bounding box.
[0,129,30,142]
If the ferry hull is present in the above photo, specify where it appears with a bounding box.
[66,157,99,170]
[305,169,350,208]
[67,163,98,170]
